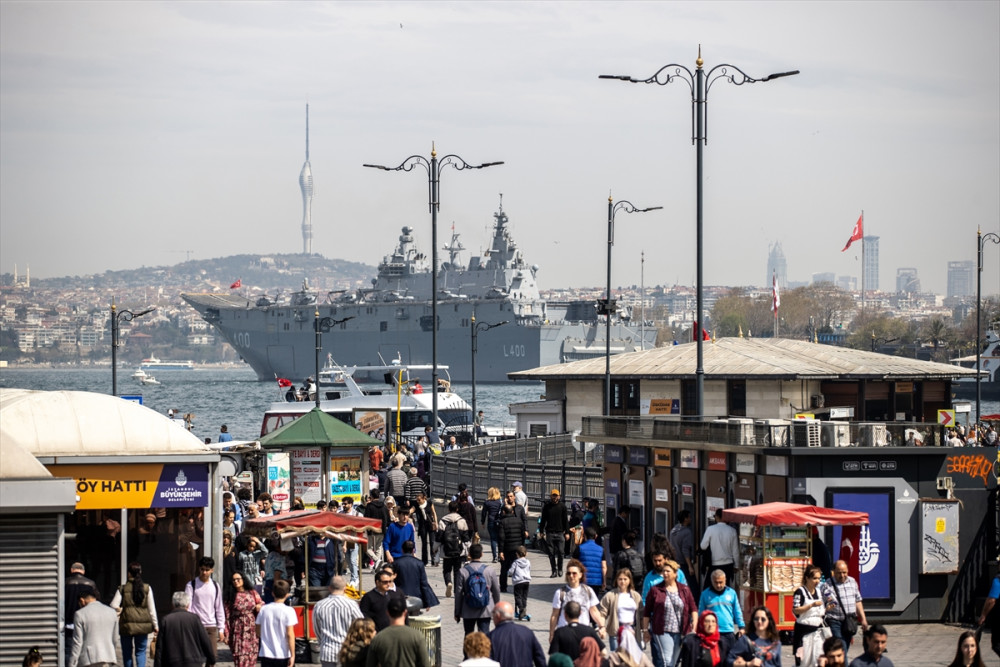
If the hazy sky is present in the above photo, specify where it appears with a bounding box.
[2,1,998,296]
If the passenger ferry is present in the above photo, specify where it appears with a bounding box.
[140,356,195,371]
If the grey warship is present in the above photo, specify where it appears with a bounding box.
[182,200,656,382]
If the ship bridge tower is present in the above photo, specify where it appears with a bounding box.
[299,104,314,254]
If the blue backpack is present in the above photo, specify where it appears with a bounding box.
[463,563,491,609]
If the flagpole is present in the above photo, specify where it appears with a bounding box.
[860,211,865,313]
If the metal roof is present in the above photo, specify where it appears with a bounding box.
[508,337,980,381]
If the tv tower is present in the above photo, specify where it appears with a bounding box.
[299,104,314,254]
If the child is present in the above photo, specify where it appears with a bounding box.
[509,544,532,621]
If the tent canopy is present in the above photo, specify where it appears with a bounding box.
[258,408,383,449]
[243,509,382,537]
[722,502,868,527]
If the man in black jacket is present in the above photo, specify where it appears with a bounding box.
[496,504,525,592]
[504,490,530,539]
[64,562,96,653]
[548,601,605,660]
[538,489,569,578]
[608,505,630,559]
[393,540,439,610]
[359,570,407,631]
[363,489,391,565]
[154,591,214,667]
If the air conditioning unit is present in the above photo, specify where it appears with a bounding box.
[821,422,852,448]
[860,423,889,447]
[792,420,821,448]
[755,419,790,447]
[729,418,755,445]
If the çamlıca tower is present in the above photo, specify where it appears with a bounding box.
[299,104,314,254]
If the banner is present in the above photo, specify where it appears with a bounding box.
[290,447,323,506]
[266,452,291,512]
[330,456,363,503]
[47,463,209,509]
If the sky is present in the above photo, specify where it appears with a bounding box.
[2,1,998,296]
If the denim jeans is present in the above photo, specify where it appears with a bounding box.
[827,617,857,645]
[488,523,500,560]
[650,631,681,667]
[344,546,359,586]
[121,633,149,667]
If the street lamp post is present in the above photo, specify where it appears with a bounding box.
[110,299,155,396]
[470,313,508,441]
[601,46,798,417]
[604,197,662,416]
[976,227,1000,425]
[314,310,355,409]
[364,145,503,431]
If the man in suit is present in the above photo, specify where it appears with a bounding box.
[154,591,215,667]
[68,586,120,667]
[64,562,97,654]
[393,540,439,610]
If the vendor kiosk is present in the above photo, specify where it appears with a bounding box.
[722,502,868,632]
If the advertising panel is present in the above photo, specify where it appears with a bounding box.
[48,463,209,509]
[331,456,363,503]
[831,490,893,601]
[290,447,324,505]
[266,452,291,512]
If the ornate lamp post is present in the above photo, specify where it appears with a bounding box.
[601,47,798,417]
[110,300,155,396]
[976,227,1000,424]
[314,310,355,409]
[603,197,661,416]
[364,145,503,430]
[470,313,508,441]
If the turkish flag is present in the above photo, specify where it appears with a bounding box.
[276,378,293,388]
[771,272,780,314]
[230,278,242,289]
[841,214,863,252]
[692,321,711,341]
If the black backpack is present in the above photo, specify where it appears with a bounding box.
[616,548,645,583]
[440,518,464,558]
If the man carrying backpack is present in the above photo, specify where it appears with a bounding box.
[612,530,645,587]
[438,500,470,599]
[455,543,500,635]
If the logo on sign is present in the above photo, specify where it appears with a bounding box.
[681,483,694,496]
[707,453,727,471]
[879,461,897,471]
[859,525,881,574]
[861,461,879,471]
[175,470,188,487]
[843,461,861,472]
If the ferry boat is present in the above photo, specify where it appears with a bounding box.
[140,356,195,371]
[951,321,1000,401]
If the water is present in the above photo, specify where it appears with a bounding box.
[0,366,544,442]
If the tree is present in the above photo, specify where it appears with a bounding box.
[920,317,955,362]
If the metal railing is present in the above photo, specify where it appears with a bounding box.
[453,433,601,464]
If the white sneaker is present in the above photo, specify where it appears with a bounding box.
[446,583,454,598]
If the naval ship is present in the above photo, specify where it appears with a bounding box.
[182,201,656,382]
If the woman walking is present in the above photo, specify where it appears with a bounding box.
[110,562,158,667]
[727,605,782,667]
[677,610,733,667]
[598,569,644,651]
[792,565,831,667]
[482,487,504,562]
[339,618,377,667]
[225,571,263,667]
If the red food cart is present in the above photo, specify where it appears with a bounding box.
[721,502,868,633]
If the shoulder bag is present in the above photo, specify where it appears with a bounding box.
[831,582,859,636]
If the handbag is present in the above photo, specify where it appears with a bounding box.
[819,622,833,640]
[831,581,859,636]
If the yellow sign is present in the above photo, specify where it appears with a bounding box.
[47,463,210,510]
[794,413,816,420]
[938,410,955,426]
[935,518,946,533]
[653,448,672,468]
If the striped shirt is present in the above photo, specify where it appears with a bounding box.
[822,576,862,620]
[312,593,363,664]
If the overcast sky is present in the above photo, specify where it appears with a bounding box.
[2,1,998,296]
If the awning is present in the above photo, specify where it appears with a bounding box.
[243,508,382,538]
[722,502,868,527]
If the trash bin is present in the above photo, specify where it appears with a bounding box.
[407,614,442,667]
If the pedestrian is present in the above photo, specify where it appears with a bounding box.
[154,591,214,667]
[641,551,688,602]
[68,586,120,667]
[413,491,438,566]
[611,531,645,588]
[727,605,782,667]
[238,535,268,591]
[225,570,263,667]
[386,460,408,506]
[257,493,276,516]
[572,527,607,597]
[363,489,391,567]
[366,595,430,667]
[669,510,695,586]
[698,570,744,641]
[497,504,526,593]
[219,425,233,442]
[308,532,340,588]
[312,576,363,667]
[509,545,533,621]
[946,630,986,667]
[699,509,739,589]
[393,540,440,610]
[811,527,834,581]
[460,632,501,667]
[976,566,1000,661]
[847,625,893,667]
[598,569,643,652]
[111,562,158,667]
[457,484,480,536]
[64,562,97,655]
[183,556,227,664]
[549,601,606,661]
[822,560,867,646]
[539,489,570,578]
[818,637,847,667]
[456,543,501,634]
[338,496,362,587]
[489,601,546,667]
[608,505,630,560]
[439,499,472,599]
[483,487,505,563]
[641,558,697,667]
[504,489,530,541]
[264,538,290,601]
[338,618,376,667]
[22,647,42,667]
[607,630,653,667]
[792,565,832,667]
[384,506,416,563]
[549,559,607,646]
[512,481,528,512]
[404,467,426,506]
[256,579,297,667]
[474,410,487,439]
[677,610,733,667]
[359,568,407,631]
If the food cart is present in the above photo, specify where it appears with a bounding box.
[244,509,382,660]
[721,502,868,633]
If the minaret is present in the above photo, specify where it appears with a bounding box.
[299,104,314,254]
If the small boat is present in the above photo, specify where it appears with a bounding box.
[132,369,161,386]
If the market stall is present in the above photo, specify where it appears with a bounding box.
[722,502,869,632]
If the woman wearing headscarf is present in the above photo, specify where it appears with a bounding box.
[607,628,654,667]
[574,637,609,667]
[677,610,733,667]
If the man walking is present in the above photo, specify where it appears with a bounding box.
[154,591,215,667]
[539,489,569,578]
[366,596,430,667]
[496,504,525,593]
[337,496,362,587]
[669,510,696,586]
[823,559,868,647]
[608,505,630,560]
[359,569,407,631]
[65,562,97,654]
[363,489,391,566]
[699,508,739,588]
[384,507,416,563]
[438,500,470,598]
[549,601,605,661]
[455,543,501,635]
[504,489,530,540]
[698,569,744,641]
[386,460,408,507]
[572,527,607,596]
[257,580,298,667]
[393,540,439,610]
[312,576,363,667]
[183,556,226,663]
[511,481,528,512]
[489,601,546,667]
[848,625,894,667]
[68,586,120,667]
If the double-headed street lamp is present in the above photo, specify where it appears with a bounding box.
[603,197,661,416]
[976,227,1000,425]
[110,299,155,396]
[314,311,355,409]
[364,145,503,431]
[601,47,798,417]
[470,313,508,439]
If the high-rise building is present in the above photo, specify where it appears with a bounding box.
[896,267,920,294]
[863,235,879,292]
[811,272,836,285]
[947,260,974,298]
[299,104,314,254]
[766,242,787,288]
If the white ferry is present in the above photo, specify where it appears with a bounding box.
[140,356,195,371]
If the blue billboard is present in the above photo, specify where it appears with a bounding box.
[830,490,893,601]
